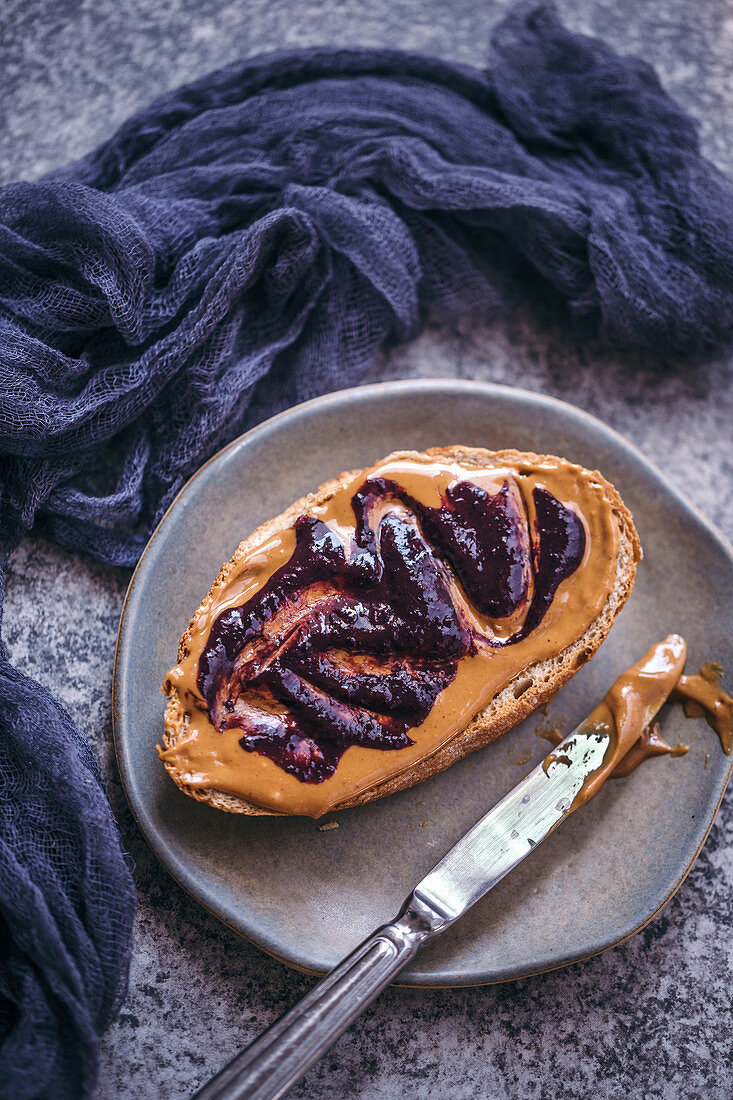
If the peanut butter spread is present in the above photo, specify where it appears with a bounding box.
[569,634,688,807]
[543,635,733,811]
[159,452,625,817]
[610,723,688,778]
[672,662,733,754]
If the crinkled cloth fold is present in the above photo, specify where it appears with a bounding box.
[0,3,731,1096]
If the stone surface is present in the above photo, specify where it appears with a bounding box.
[1,1,732,1098]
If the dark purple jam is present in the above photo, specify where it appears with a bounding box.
[198,478,586,783]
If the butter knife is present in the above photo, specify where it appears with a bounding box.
[193,641,679,1100]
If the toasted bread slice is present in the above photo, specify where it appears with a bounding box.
[161,447,641,815]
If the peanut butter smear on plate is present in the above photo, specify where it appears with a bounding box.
[672,662,733,754]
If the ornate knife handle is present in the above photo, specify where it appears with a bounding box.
[192,892,454,1100]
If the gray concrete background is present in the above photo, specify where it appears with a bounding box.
[2,1,732,1097]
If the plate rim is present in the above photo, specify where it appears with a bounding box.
[113,378,733,986]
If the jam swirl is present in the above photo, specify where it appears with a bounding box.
[197,478,585,783]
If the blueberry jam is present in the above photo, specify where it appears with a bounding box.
[198,478,586,783]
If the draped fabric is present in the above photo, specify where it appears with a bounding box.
[0,3,731,1095]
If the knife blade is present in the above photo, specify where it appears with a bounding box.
[193,637,683,1100]
[412,726,607,929]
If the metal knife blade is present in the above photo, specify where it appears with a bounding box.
[412,727,608,930]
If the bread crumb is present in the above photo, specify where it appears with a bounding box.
[318,821,339,831]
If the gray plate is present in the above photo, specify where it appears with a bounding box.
[114,380,733,986]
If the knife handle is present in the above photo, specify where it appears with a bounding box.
[192,892,451,1100]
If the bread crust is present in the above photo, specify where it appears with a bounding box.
[161,447,641,815]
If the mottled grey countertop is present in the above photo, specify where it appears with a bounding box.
[2,1,732,1097]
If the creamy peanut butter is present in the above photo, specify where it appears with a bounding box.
[608,722,688,778]
[159,452,625,817]
[672,662,733,754]
[538,640,731,799]
[569,634,688,807]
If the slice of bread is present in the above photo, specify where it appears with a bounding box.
[161,446,641,815]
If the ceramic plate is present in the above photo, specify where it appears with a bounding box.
[114,381,733,985]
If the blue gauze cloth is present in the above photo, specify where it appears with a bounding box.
[0,3,732,1096]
